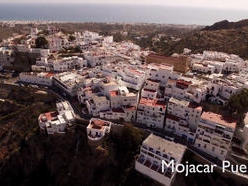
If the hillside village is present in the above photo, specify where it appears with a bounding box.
[1,24,248,186]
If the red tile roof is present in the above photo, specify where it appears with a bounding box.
[45,72,54,78]
[110,90,118,97]
[91,119,110,129]
[139,98,166,108]
[201,112,236,129]
[40,111,58,122]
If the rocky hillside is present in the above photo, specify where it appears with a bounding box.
[0,123,155,186]
[0,84,56,164]
[203,19,248,31]
[153,19,248,59]
[0,84,159,186]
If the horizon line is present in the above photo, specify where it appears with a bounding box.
[0,2,247,11]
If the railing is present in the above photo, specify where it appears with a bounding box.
[136,156,173,179]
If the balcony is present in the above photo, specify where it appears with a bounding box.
[136,155,174,179]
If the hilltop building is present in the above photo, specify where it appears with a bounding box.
[135,134,186,186]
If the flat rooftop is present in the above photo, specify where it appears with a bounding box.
[139,98,166,108]
[143,134,186,160]
[169,97,189,107]
[201,112,236,129]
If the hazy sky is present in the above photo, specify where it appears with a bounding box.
[0,0,248,10]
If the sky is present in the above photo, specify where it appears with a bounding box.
[0,0,248,10]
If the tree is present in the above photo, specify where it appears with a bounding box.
[113,33,125,42]
[35,36,48,49]
[112,124,145,170]
[68,35,76,42]
[227,88,248,117]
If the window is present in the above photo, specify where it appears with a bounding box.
[156,151,161,155]
[163,154,168,159]
[148,152,154,157]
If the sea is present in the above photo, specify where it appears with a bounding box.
[0,3,248,25]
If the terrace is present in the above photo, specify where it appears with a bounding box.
[136,155,173,179]
[39,111,59,122]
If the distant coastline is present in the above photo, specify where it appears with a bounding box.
[0,3,248,25]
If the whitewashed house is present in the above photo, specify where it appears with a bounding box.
[137,98,166,129]
[135,134,186,186]
[87,118,112,141]
[194,112,236,160]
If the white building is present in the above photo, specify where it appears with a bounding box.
[103,36,114,44]
[84,53,107,67]
[207,78,241,100]
[53,72,85,97]
[135,134,186,186]
[38,111,67,134]
[86,95,110,116]
[53,57,87,72]
[108,87,139,108]
[223,59,243,73]
[100,106,137,122]
[166,97,202,130]
[48,35,68,52]
[83,31,101,44]
[34,57,51,71]
[147,63,175,87]
[87,118,112,141]
[16,44,31,53]
[192,63,215,74]
[164,78,208,104]
[38,101,75,135]
[19,72,54,86]
[0,47,14,67]
[137,98,166,129]
[165,114,196,144]
[40,49,50,57]
[194,112,236,160]
[164,97,202,143]
[117,66,147,91]
[30,27,38,38]
[56,101,75,124]
[203,51,229,62]
[141,79,160,99]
